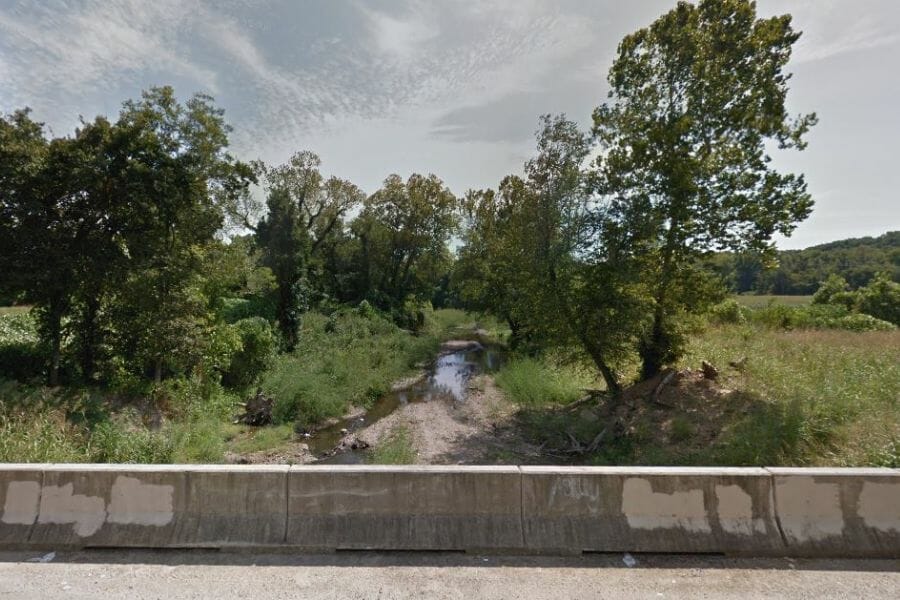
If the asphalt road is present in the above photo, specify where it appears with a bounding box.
[0,550,897,599]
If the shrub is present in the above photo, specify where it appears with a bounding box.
[222,317,278,389]
[857,272,900,326]
[812,274,850,305]
[89,420,174,463]
[708,299,749,325]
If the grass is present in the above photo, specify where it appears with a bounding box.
[680,325,900,466]
[505,323,898,468]
[733,294,813,308]
[0,306,31,315]
[261,308,469,430]
[370,424,416,464]
[494,356,597,407]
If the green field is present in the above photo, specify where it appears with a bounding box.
[733,295,813,308]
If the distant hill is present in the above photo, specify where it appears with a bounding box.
[712,231,900,295]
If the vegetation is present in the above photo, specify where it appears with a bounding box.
[1,0,896,466]
[713,231,899,295]
[495,357,596,407]
[370,425,417,465]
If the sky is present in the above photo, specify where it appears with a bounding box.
[1,0,897,249]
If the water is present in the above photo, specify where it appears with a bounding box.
[310,341,504,463]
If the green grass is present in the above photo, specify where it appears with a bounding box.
[679,325,900,466]
[370,424,416,464]
[262,308,469,430]
[224,423,295,454]
[733,294,813,308]
[495,356,596,407]
[0,306,30,315]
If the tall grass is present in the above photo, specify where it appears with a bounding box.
[495,356,596,407]
[681,326,900,466]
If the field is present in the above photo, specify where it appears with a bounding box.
[499,324,899,467]
[733,294,813,308]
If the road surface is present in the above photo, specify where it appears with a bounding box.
[0,550,897,599]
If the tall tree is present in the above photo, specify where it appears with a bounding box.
[592,0,816,379]
[353,174,458,310]
[255,152,363,350]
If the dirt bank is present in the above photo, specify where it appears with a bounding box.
[356,374,540,464]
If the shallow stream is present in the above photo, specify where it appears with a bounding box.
[309,341,504,463]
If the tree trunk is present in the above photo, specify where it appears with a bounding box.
[79,296,100,381]
[154,358,163,383]
[46,295,65,387]
[583,337,621,396]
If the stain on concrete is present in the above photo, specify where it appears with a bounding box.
[715,484,766,536]
[107,476,174,527]
[1,481,41,525]
[857,481,899,533]
[37,484,106,537]
[622,478,711,533]
[775,477,843,541]
[549,478,601,515]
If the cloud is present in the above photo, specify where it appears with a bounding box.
[0,0,218,105]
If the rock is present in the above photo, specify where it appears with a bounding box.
[701,360,719,380]
[340,428,349,435]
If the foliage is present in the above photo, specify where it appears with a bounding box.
[222,317,278,390]
[264,309,461,430]
[857,272,900,326]
[370,425,416,464]
[495,356,595,407]
[713,231,899,295]
[592,0,815,379]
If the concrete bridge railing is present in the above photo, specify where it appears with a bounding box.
[1,465,897,557]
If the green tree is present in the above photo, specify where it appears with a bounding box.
[592,0,816,379]
[255,151,363,350]
[353,174,458,310]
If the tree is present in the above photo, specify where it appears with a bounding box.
[592,0,816,379]
[255,152,363,350]
[353,174,458,310]
[107,87,241,381]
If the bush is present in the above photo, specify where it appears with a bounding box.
[857,273,900,326]
[222,318,278,389]
[219,294,276,324]
[708,299,749,325]
[812,274,850,305]
[0,312,44,381]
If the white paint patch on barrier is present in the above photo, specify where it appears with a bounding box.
[775,477,843,541]
[622,478,711,533]
[1,481,41,525]
[715,484,766,536]
[107,476,174,527]
[37,484,106,537]
[857,482,900,533]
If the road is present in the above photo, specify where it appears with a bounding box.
[0,550,897,599]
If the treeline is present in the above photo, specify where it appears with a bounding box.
[7,0,891,399]
[710,231,900,295]
[0,88,459,389]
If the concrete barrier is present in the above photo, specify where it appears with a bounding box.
[521,466,783,554]
[286,465,523,551]
[770,467,900,558]
[0,465,897,556]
